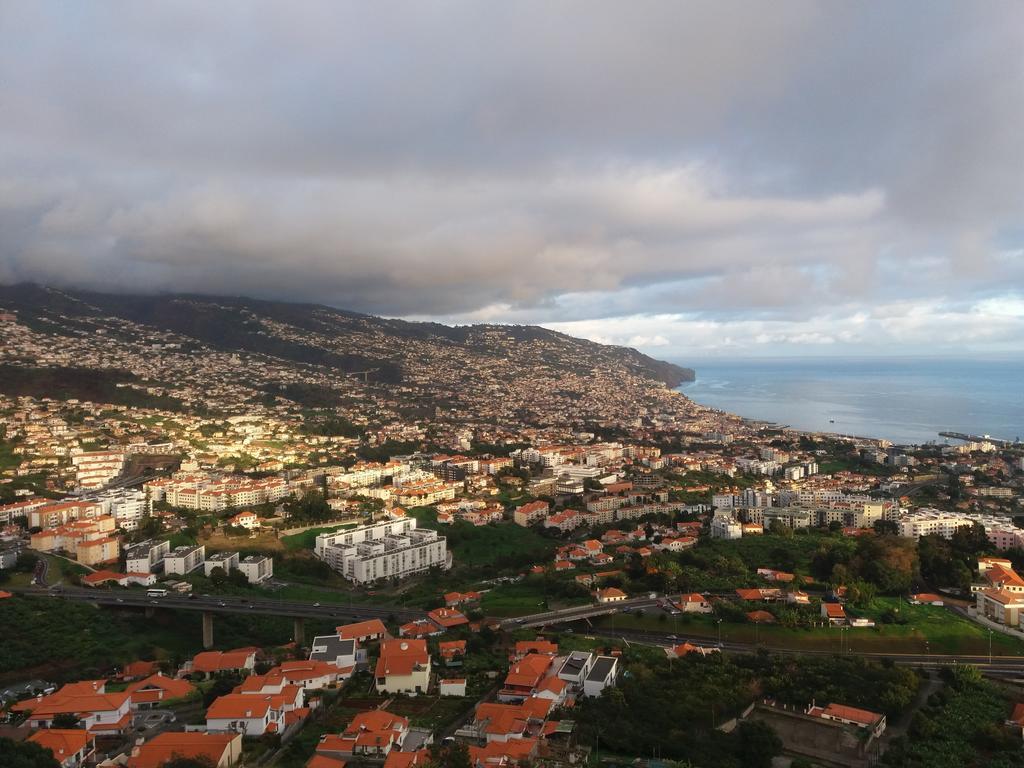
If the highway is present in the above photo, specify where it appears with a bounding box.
[551,624,1024,678]
[23,587,1024,678]
[12,586,425,623]
[499,596,662,629]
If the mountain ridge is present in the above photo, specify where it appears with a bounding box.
[0,282,694,388]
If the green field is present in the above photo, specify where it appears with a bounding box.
[594,599,1024,656]
[281,522,358,551]
[695,530,841,576]
[410,507,555,568]
[387,694,476,730]
[479,580,589,617]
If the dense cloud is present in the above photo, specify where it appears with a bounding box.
[1,2,1022,355]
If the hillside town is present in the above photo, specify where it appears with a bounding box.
[3,300,1024,768]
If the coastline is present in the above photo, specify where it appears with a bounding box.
[674,357,1024,447]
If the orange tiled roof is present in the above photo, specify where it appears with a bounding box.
[127,732,238,768]
[28,729,92,761]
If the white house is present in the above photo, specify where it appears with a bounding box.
[582,656,618,698]
[375,640,431,695]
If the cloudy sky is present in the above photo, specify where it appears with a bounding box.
[1,2,1022,358]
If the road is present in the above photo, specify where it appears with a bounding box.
[498,596,662,630]
[565,625,1024,676]
[25,586,1024,676]
[11,586,425,623]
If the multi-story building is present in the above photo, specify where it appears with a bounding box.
[77,536,121,567]
[30,516,118,562]
[710,512,742,540]
[315,518,448,584]
[0,497,50,526]
[898,509,982,539]
[125,539,171,574]
[204,551,240,577]
[71,451,125,490]
[164,545,205,575]
[513,501,549,527]
[27,501,103,531]
[238,555,274,584]
[93,488,150,531]
[393,481,458,507]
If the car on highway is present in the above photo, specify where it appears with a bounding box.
[313,602,321,607]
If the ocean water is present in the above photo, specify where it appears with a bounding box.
[674,357,1024,446]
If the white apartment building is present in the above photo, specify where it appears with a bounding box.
[93,489,150,531]
[898,510,975,539]
[315,518,448,585]
[125,539,171,574]
[899,508,1016,542]
[164,544,205,575]
[556,465,603,482]
[238,555,274,584]
[710,512,742,540]
[204,551,240,577]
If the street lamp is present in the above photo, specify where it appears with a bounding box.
[717,618,723,647]
[989,629,994,665]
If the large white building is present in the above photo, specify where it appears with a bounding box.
[92,488,150,531]
[898,508,1017,544]
[238,554,274,584]
[710,512,742,540]
[315,518,448,584]
[125,539,171,574]
[164,544,206,575]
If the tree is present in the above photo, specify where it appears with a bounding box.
[426,741,472,768]
[734,720,782,768]
[14,552,39,573]
[51,712,81,729]
[845,579,877,608]
[0,738,61,768]
[208,566,227,587]
[855,536,918,594]
[873,519,898,535]
[203,674,242,706]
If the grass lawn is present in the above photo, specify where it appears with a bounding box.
[281,523,358,551]
[593,599,1024,656]
[818,458,894,477]
[40,552,90,579]
[387,695,475,730]
[409,507,555,568]
[695,529,840,575]
[480,581,589,617]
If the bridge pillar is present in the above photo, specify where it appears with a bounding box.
[293,617,305,647]
[202,612,215,649]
